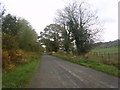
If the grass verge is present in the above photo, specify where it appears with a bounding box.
[52,54,120,77]
[2,56,41,88]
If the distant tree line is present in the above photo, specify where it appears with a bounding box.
[93,39,120,48]
[39,1,102,55]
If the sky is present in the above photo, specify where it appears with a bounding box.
[1,0,119,42]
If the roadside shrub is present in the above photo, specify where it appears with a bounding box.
[2,34,19,50]
[3,49,29,71]
[9,49,25,64]
[18,58,28,64]
[4,64,15,72]
[2,50,16,71]
[2,50,11,69]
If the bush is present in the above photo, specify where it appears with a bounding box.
[3,49,29,71]
[2,34,19,50]
[2,50,16,71]
[9,49,29,64]
[18,58,28,64]
[2,49,11,69]
[4,64,15,72]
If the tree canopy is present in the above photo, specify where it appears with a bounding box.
[2,14,44,53]
[54,1,102,55]
[39,24,63,52]
[39,1,102,55]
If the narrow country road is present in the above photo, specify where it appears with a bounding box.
[29,55,119,88]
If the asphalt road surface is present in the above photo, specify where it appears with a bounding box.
[29,55,119,88]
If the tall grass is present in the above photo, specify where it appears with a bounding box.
[2,56,41,88]
[88,46,119,67]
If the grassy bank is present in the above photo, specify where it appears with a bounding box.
[87,46,119,67]
[52,54,120,77]
[2,56,41,88]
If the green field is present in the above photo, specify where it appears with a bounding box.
[90,46,119,53]
[88,46,119,67]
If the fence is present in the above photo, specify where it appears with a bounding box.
[88,52,119,66]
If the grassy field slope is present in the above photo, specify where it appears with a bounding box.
[2,56,41,88]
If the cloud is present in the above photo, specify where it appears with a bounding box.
[1,0,119,42]
[87,0,118,41]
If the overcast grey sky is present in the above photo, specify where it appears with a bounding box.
[1,0,119,42]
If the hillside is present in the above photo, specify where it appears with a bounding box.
[93,39,120,48]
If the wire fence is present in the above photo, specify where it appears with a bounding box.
[88,52,119,67]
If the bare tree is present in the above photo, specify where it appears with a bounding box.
[55,1,103,55]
